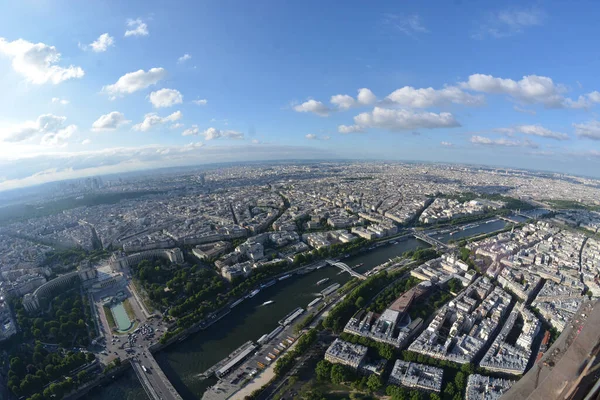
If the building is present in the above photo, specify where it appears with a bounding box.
[465,374,514,400]
[324,339,368,369]
[388,360,443,393]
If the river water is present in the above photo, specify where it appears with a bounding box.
[430,218,508,244]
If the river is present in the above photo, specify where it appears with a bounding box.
[90,237,427,400]
[429,218,508,244]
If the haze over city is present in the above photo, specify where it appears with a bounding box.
[2,1,600,191]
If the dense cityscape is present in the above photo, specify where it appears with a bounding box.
[0,161,599,400]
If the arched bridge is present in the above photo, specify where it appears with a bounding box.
[326,260,366,280]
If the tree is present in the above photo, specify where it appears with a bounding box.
[429,394,441,400]
[409,390,423,400]
[454,371,466,391]
[355,296,366,309]
[315,360,332,382]
[444,382,456,397]
[367,374,382,393]
[330,364,351,384]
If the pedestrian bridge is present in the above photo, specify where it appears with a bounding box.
[325,260,366,280]
[412,232,449,250]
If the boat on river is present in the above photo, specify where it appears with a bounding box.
[247,289,260,299]
[316,278,329,286]
[262,300,274,306]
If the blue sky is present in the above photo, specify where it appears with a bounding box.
[1,0,600,190]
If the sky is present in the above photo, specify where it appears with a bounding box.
[1,0,600,191]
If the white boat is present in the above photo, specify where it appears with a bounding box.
[247,289,260,299]
[316,278,330,286]
[262,300,274,306]
[278,274,291,281]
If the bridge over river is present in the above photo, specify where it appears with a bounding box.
[325,260,367,280]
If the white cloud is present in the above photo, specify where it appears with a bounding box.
[40,124,76,147]
[460,74,571,108]
[81,139,91,145]
[125,18,148,37]
[515,125,569,140]
[293,100,331,117]
[493,125,569,140]
[386,86,484,108]
[89,33,114,52]
[192,99,208,106]
[170,123,184,130]
[513,105,536,115]
[1,114,76,146]
[0,37,84,84]
[92,111,130,132]
[182,126,244,140]
[470,135,537,148]
[440,141,454,147]
[102,68,166,98]
[51,97,69,105]
[133,111,182,132]
[330,94,355,110]
[177,54,191,64]
[474,8,544,39]
[573,120,600,140]
[149,88,183,108]
[563,91,600,109]
[338,124,364,134]
[384,14,429,37]
[352,107,460,131]
[330,88,377,110]
[305,134,331,141]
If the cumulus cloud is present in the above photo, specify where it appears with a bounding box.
[352,107,460,131]
[563,91,600,109]
[440,141,454,147]
[177,54,191,63]
[470,135,537,148]
[102,68,166,98]
[133,111,182,132]
[330,88,377,110]
[338,125,364,134]
[149,88,183,108]
[383,14,429,37]
[182,126,244,140]
[0,37,84,84]
[460,74,568,107]
[40,124,76,146]
[474,8,544,39]
[89,33,114,52]
[92,111,130,132]
[192,99,208,106]
[1,114,76,146]
[293,100,331,116]
[81,139,91,145]
[125,18,148,37]
[386,86,484,108]
[52,97,69,105]
[573,120,600,140]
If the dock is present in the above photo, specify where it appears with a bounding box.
[199,340,257,379]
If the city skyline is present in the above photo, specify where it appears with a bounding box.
[2,0,600,190]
